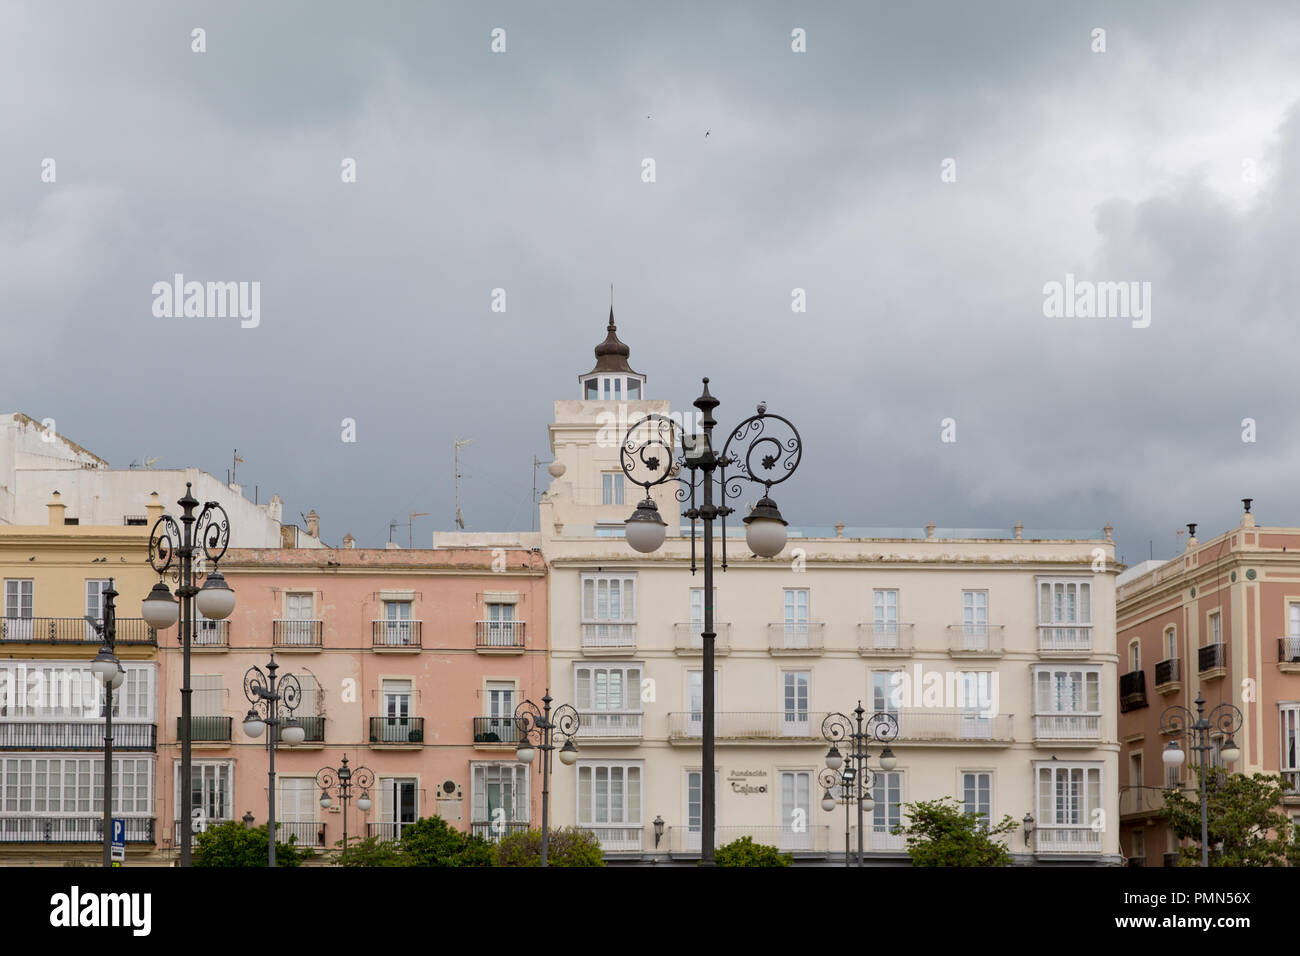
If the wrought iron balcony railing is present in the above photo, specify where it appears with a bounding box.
[178,715,233,742]
[857,622,914,654]
[0,721,157,751]
[1119,670,1148,712]
[0,815,154,844]
[475,621,526,649]
[1198,642,1226,673]
[1155,658,1180,687]
[373,620,422,648]
[368,716,424,744]
[0,617,156,645]
[272,619,322,648]
[472,716,521,745]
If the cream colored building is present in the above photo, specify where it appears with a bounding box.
[442,313,1123,865]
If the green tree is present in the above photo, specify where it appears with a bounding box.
[495,827,606,866]
[897,798,1017,867]
[714,836,792,867]
[1160,767,1300,866]
[336,835,410,867]
[400,816,494,867]
[192,821,312,867]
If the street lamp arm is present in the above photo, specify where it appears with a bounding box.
[719,409,804,492]
[1207,703,1244,737]
[147,515,184,576]
[194,502,231,565]
[1159,704,1196,739]
[619,413,679,491]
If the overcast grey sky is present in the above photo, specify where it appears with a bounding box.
[3,0,1299,561]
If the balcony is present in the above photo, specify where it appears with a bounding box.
[470,820,530,842]
[575,711,643,742]
[891,709,1013,744]
[1034,827,1102,854]
[372,619,422,651]
[947,625,1004,658]
[1119,671,1148,713]
[857,623,914,656]
[174,819,232,846]
[275,715,325,745]
[1163,851,1180,867]
[0,721,156,751]
[1119,787,1172,818]
[273,619,322,650]
[0,816,154,844]
[472,716,522,747]
[192,621,229,650]
[582,825,642,853]
[1039,625,1092,656]
[1278,637,1300,672]
[868,825,906,852]
[767,623,825,656]
[1282,770,1300,800]
[368,716,424,747]
[667,824,832,856]
[667,711,829,743]
[276,821,326,847]
[673,622,732,656]
[1198,642,1227,678]
[179,715,233,743]
[0,617,157,645]
[1154,658,1181,693]
[368,821,414,842]
[580,623,636,654]
[1033,714,1102,743]
[475,620,526,653]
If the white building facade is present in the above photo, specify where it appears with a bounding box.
[527,314,1123,864]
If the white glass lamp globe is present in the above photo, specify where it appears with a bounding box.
[743,495,789,558]
[516,742,536,764]
[357,791,372,812]
[1162,741,1186,767]
[625,498,667,554]
[196,570,235,620]
[242,710,266,738]
[558,740,578,766]
[142,582,179,629]
[822,794,837,812]
[878,747,898,772]
[320,791,332,810]
[1220,738,1241,764]
[280,719,306,745]
[825,747,843,771]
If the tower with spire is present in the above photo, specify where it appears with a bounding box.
[540,301,673,540]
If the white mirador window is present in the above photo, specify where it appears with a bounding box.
[577,762,641,826]
[962,772,991,827]
[582,573,636,645]
[583,375,641,401]
[1034,667,1101,714]
[1038,579,1092,626]
[3,580,33,641]
[873,589,899,634]
[575,663,641,735]
[472,763,529,829]
[601,473,626,506]
[1037,763,1102,828]
[2,756,152,814]
[0,661,155,720]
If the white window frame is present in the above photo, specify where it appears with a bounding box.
[175,759,233,833]
[581,573,636,646]
[471,762,530,833]
[576,761,642,829]
[961,771,992,828]
[1035,761,1103,830]
[2,580,34,641]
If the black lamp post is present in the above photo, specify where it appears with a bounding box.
[88,579,124,868]
[514,691,579,866]
[620,379,804,865]
[819,703,899,866]
[242,655,305,866]
[317,754,374,859]
[142,485,235,867]
[1160,693,1243,867]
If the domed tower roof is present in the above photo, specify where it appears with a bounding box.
[586,307,640,376]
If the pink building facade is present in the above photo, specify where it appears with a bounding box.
[156,544,547,858]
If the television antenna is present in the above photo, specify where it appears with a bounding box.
[455,437,475,530]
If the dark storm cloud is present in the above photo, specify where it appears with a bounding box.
[2,0,1299,561]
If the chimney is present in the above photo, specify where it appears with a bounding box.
[834,520,845,538]
[1014,520,1023,540]
[305,510,320,539]
[342,533,355,549]
[1104,523,1113,543]
[926,521,936,540]
[146,492,164,526]
[1242,498,1255,529]
[47,491,66,527]
[1186,523,1198,550]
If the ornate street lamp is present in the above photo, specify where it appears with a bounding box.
[621,379,804,865]
[820,703,899,866]
[515,691,579,866]
[88,580,125,868]
[1160,693,1243,867]
[143,484,234,867]
[242,655,304,866]
[317,754,374,858]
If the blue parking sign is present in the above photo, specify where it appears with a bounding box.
[111,818,126,861]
